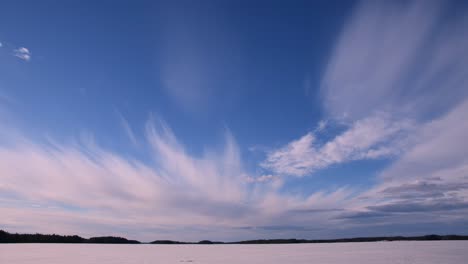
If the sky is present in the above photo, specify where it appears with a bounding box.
[1,0,468,242]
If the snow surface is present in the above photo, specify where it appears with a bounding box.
[1,241,467,264]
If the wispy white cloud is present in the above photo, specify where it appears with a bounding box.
[309,0,468,230]
[245,174,278,183]
[264,0,468,179]
[315,120,328,133]
[0,115,351,241]
[117,112,138,146]
[322,0,468,121]
[262,114,414,176]
[260,0,468,234]
[13,47,31,61]
[342,99,468,224]
[0,41,32,61]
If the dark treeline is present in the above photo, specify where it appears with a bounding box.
[152,235,468,245]
[1,230,467,244]
[231,235,468,244]
[0,230,139,244]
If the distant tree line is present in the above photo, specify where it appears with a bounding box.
[0,230,139,244]
[1,230,467,244]
[230,235,468,244]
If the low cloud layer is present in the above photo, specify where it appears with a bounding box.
[344,100,468,224]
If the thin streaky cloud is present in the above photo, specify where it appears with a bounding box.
[117,112,138,146]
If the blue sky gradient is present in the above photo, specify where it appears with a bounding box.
[1,0,468,241]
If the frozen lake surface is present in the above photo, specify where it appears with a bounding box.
[1,241,467,264]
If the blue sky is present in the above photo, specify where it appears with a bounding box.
[1,0,468,242]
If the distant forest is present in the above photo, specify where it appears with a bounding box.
[0,230,139,244]
[1,230,467,244]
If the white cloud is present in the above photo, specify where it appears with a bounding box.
[117,112,138,146]
[262,132,316,177]
[14,47,31,61]
[0,128,227,239]
[264,1,468,182]
[264,2,468,232]
[313,120,328,133]
[321,0,468,121]
[16,47,29,53]
[245,174,278,183]
[262,114,414,177]
[343,100,468,224]
[0,116,352,241]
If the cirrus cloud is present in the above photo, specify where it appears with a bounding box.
[14,47,31,61]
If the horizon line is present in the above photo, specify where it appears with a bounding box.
[1,230,468,245]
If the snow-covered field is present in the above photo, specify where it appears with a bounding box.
[1,241,467,264]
